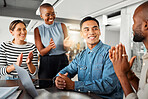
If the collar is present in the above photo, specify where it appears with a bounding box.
[43,22,55,28]
[86,40,103,54]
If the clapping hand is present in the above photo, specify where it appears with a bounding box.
[63,36,74,48]
[49,38,56,49]
[26,51,33,64]
[16,53,23,66]
[109,43,136,77]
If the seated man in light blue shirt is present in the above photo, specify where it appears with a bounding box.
[55,16,123,99]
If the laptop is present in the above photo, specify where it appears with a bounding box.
[13,64,51,98]
[14,64,91,99]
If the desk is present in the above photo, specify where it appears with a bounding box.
[0,80,102,99]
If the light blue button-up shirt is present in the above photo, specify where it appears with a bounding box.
[57,40,123,99]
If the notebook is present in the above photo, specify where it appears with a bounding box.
[7,90,22,99]
[0,86,20,99]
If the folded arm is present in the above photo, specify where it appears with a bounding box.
[56,52,119,94]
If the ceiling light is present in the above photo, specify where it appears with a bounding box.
[53,0,64,8]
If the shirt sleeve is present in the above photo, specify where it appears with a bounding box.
[126,69,148,99]
[126,93,138,99]
[126,85,148,99]
[136,83,148,99]
[74,50,120,94]
[0,42,8,76]
[56,55,78,78]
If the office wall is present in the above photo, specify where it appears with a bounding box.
[96,16,106,43]
[105,29,120,46]
[0,17,14,44]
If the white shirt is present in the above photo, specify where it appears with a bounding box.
[126,52,148,99]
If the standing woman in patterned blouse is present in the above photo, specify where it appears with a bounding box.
[0,20,38,80]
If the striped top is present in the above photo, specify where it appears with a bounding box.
[0,41,38,77]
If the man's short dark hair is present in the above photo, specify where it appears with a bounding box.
[80,16,99,29]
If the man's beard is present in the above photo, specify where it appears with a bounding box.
[133,24,145,42]
[133,31,145,42]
